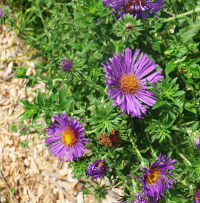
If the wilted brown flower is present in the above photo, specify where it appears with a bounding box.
[98,129,120,148]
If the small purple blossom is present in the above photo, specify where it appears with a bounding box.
[85,160,106,179]
[61,59,73,71]
[194,188,200,203]
[22,127,27,132]
[0,10,4,18]
[135,154,176,202]
[102,48,163,119]
[102,0,165,20]
[45,113,89,162]
[195,135,200,150]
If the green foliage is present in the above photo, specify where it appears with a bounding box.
[89,100,122,136]
[14,66,27,79]
[20,139,29,148]
[5,0,200,202]
[10,124,17,133]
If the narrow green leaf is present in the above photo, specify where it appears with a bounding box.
[25,79,32,90]
[37,90,43,107]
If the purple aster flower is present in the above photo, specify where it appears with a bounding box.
[102,0,165,20]
[0,10,4,18]
[135,154,176,202]
[22,127,27,132]
[85,159,106,179]
[194,188,200,203]
[61,59,73,71]
[195,135,200,150]
[102,48,163,119]
[45,113,89,162]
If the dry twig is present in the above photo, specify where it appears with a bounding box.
[47,176,76,203]
[0,171,19,203]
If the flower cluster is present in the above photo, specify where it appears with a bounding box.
[40,1,193,202]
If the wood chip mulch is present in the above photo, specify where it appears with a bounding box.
[0,24,123,203]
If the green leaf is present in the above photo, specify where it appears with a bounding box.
[82,43,99,54]
[180,21,200,43]
[96,85,105,93]
[165,59,176,75]
[152,100,167,109]
[72,17,94,28]
[47,75,53,90]
[29,52,44,61]
[59,89,66,104]
[25,79,33,90]
[37,90,43,108]
[57,99,73,111]
[173,91,185,97]
[19,113,31,123]
[68,42,82,50]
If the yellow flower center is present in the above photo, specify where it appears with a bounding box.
[145,168,161,185]
[62,128,77,146]
[120,74,141,94]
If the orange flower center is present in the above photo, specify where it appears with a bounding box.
[95,161,104,167]
[120,74,141,94]
[62,129,77,146]
[145,168,161,185]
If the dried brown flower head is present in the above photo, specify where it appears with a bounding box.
[98,129,120,148]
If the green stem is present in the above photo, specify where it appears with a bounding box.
[180,75,194,91]
[150,145,158,159]
[180,121,196,126]
[169,140,192,166]
[131,177,137,193]
[130,137,145,167]
[163,7,200,23]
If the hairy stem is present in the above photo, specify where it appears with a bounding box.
[130,137,145,167]
[163,6,200,23]
[169,140,192,166]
